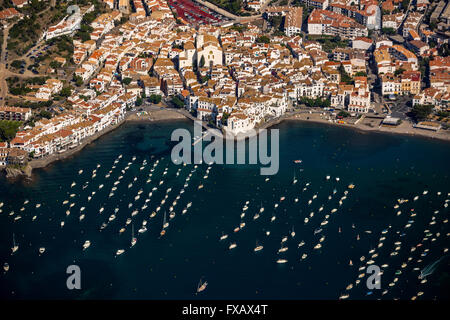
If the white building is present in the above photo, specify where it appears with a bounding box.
[45,12,82,40]
[196,34,223,68]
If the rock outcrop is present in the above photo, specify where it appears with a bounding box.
[4,164,32,180]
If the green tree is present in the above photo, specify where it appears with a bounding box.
[74,75,83,87]
[49,61,62,69]
[122,77,132,85]
[39,110,52,119]
[410,104,433,121]
[337,111,350,117]
[0,121,22,142]
[299,97,331,108]
[338,65,354,85]
[402,0,410,10]
[256,36,270,44]
[171,96,184,108]
[199,55,205,68]
[221,112,230,125]
[60,87,72,97]
[11,60,23,69]
[149,94,162,104]
[381,28,396,35]
[394,68,406,76]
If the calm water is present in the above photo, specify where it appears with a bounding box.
[0,120,449,300]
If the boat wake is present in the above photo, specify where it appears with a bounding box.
[419,255,447,279]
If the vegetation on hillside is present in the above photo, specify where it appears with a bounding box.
[206,0,245,16]
[0,121,22,142]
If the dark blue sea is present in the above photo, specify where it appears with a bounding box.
[0,120,449,300]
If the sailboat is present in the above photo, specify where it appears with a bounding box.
[83,240,91,250]
[11,233,19,254]
[196,278,208,293]
[219,233,228,241]
[291,226,295,238]
[160,212,167,236]
[254,240,263,252]
[163,211,169,229]
[131,224,137,247]
[293,170,297,184]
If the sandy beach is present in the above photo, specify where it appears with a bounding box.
[125,108,187,122]
[285,112,450,142]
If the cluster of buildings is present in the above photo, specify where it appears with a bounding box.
[326,0,382,31]
[307,9,369,40]
[5,0,181,159]
[264,0,380,40]
[43,5,96,41]
[7,99,126,159]
[264,6,304,37]
[35,79,64,101]
[1,0,449,160]
[402,11,423,38]
[0,107,30,166]
[413,56,450,109]
[44,10,83,40]
[0,143,27,167]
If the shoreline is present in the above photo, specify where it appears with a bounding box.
[4,107,449,179]
[282,113,450,143]
[29,108,188,170]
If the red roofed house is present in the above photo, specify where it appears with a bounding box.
[11,0,28,8]
[0,8,21,20]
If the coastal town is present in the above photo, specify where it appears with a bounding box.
[0,0,449,172]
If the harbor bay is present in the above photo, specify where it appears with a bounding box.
[0,120,449,300]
